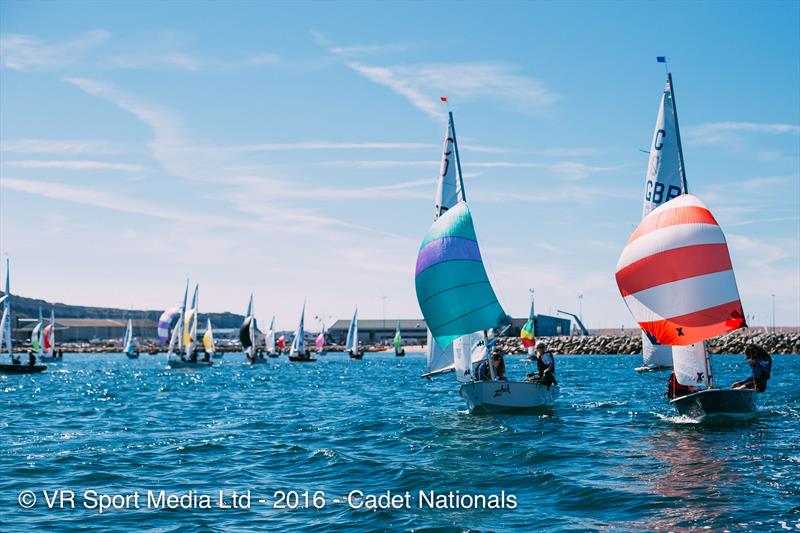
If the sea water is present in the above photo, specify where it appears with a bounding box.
[1,353,797,531]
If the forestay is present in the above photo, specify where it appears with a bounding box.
[415,201,507,348]
[616,194,745,346]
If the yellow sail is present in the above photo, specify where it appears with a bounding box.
[203,321,215,353]
[183,309,196,345]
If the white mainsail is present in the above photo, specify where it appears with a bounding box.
[425,110,466,374]
[1,260,10,357]
[672,343,710,389]
[346,308,359,354]
[640,74,688,370]
[168,279,190,359]
[265,316,276,353]
[184,284,199,357]
[123,318,135,355]
[290,303,305,356]
[453,332,488,383]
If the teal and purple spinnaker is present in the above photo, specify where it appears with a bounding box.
[158,307,180,346]
[415,202,507,347]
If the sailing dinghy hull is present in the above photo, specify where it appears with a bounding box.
[0,364,46,374]
[670,389,757,421]
[459,381,559,413]
[167,360,213,369]
[288,356,316,362]
[634,364,671,373]
[349,352,363,360]
[125,353,139,359]
[39,356,62,363]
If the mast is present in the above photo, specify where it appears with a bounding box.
[3,259,9,358]
[666,72,689,194]
[449,111,466,203]
[178,278,189,352]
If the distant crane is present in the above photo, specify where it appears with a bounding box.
[557,310,590,336]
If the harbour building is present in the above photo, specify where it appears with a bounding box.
[327,314,572,345]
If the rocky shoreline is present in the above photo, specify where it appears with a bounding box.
[494,330,800,355]
[9,331,799,355]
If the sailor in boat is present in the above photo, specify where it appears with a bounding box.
[491,352,507,381]
[666,372,698,400]
[202,351,211,363]
[732,344,772,392]
[527,343,557,388]
[28,351,36,366]
[11,354,21,365]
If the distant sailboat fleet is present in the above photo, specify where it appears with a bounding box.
[0,59,772,421]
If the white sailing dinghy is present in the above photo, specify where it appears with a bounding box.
[167,281,212,369]
[40,309,61,362]
[123,317,138,358]
[415,110,558,412]
[289,302,314,362]
[204,318,220,359]
[346,307,363,359]
[393,321,405,356]
[1,260,45,374]
[635,65,691,372]
[616,194,751,420]
[241,293,264,364]
[265,316,279,358]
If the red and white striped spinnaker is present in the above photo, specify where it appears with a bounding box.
[616,194,746,346]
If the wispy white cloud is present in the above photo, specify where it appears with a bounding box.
[347,62,559,120]
[105,52,202,71]
[0,138,125,155]
[231,141,434,153]
[686,121,800,145]
[1,177,201,224]
[316,158,615,180]
[0,30,109,70]
[2,160,144,172]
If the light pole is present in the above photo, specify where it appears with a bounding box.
[381,296,387,341]
[578,294,583,323]
[771,293,776,333]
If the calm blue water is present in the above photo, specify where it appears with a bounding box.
[1,353,798,532]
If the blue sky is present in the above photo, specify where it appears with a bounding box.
[1,1,798,329]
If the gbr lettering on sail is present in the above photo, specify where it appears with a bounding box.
[643,81,683,217]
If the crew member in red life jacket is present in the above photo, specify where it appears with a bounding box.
[666,372,698,400]
[733,344,772,392]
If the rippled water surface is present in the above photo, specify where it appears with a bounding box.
[1,352,798,531]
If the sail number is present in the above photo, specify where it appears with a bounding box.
[654,129,666,150]
[645,180,681,205]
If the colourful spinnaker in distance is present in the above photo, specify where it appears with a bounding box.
[615,194,745,346]
[520,319,536,348]
[158,308,180,346]
[415,201,507,348]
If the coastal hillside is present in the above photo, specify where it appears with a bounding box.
[0,292,245,329]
